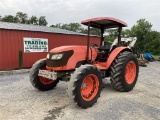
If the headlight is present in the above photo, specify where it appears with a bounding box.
[51,54,63,60]
[46,54,50,59]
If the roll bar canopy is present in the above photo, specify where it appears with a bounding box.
[81,17,127,29]
[81,17,127,62]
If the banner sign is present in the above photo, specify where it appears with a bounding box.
[23,38,48,52]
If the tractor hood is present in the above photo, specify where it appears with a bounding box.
[46,45,97,70]
[49,45,87,53]
[46,46,88,70]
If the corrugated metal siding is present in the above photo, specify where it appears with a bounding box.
[0,21,87,36]
[0,30,2,68]
[0,29,100,70]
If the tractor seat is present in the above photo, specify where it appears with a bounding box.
[98,45,111,51]
[97,51,105,56]
[96,45,110,62]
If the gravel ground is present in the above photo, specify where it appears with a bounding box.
[0,61,160,120]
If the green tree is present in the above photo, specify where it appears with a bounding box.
[52,23,100,35]
[89,28,101,36]
[16,12,28,24]
[56,23,82,32]
[38,16,47,26]
[104,29,118,42]
[79,27,101,36]
[80,27,87,34]
[130,19,152,51]
[29,16,38,25]
[144,31,160,54]
[1,15,19,23]
[61,24,71,30]
[50,23,64,28]
[121,29,132,37]
[66,23,81,32]
[53,23,62,28]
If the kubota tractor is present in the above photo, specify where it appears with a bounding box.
[29,17,139,108]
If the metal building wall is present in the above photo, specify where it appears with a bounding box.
[0,29,100,70]
[0,30,3,70]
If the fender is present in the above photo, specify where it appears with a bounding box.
[106,47,132,69]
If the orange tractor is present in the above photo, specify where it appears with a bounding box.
[30,17,139,108]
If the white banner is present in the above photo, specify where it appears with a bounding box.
[23,38,48,52]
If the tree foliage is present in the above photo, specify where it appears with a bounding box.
[1,15,19,23]
[0,12,47,26]
[129,19,152,50]
[16,12,28,24]
[29,16,38,25]
[38,16,48,26]
[104,29,118,42]
[51,23,100,35]
[144,31,160,54]
[121,19,159,55]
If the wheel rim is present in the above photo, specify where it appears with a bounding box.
[39,67,54,85]
[125,61,137,84]
[81,74,99,101]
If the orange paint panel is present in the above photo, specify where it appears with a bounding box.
[93,62,107,70]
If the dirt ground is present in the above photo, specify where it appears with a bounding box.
[0,61,160,120]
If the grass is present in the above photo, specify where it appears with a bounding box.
[153,55,160,59]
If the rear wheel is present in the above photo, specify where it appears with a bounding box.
[68,65,102,108]
[110,51,139,92]
[29,58,59,91]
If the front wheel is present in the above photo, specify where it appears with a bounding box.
[68,65,103,108]
[110,51,139,92]
[29,58,59,91]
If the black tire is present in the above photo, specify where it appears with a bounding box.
[29,58,59,91]
[110,51,139,92]
[68,65,102,108]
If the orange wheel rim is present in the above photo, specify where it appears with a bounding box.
[125,61,136,84]
[39,67,54,85]
[81,74,99,101]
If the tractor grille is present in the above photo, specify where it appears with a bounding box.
[46,50,74,67]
